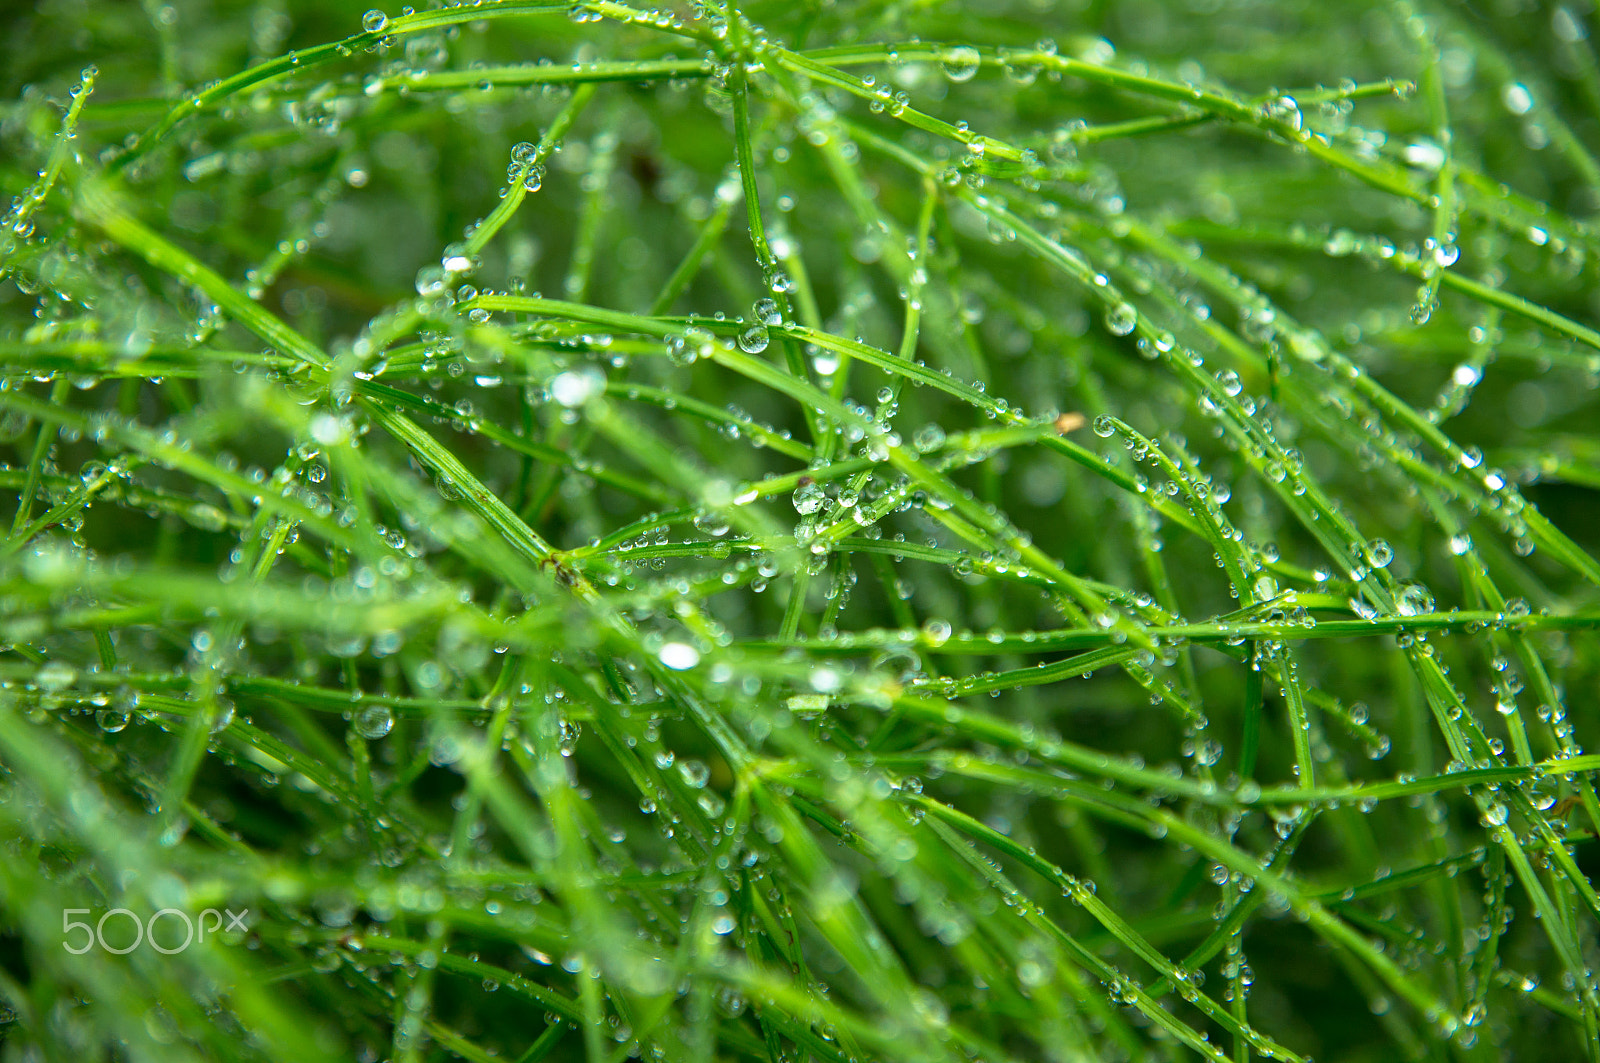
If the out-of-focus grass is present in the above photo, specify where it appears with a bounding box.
[3,1,1600,1061]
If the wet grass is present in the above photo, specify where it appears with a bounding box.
[3,1,1600,1061]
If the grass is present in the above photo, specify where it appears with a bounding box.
[2,0,1600,1060]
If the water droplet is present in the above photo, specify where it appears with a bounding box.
[941,46,981,82]
[1403,140,1447,172]
[913,423,946,452]
[792,480,825,515]
[737,325,769,354]
[34,660,76,693]
[678,759,710,787]
[1325,229,1359,256]
[1502,83,1534,115]
[549,367,605,408]
[1263,95,1302,132]
[362,9,388,33]
[1348,596,1378,620]
[1396,581,1435,617]
[415,265,447,298]
[1103,302,1137,336]
[355,705,394,739]
[659,642,700,670]
[693,511,730,537]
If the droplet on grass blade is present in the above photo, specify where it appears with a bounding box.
[913,423,946,452]
[941,46,981,82]
[1262,94,1302,132]
[549,367,605,408]
[659,642,700,670]
[1104,302,1137,336]
[1395,582,1435,617]
[792,480,825,515]
[34,660,76,692]
[355,705,394,739]
[737,325,769,353]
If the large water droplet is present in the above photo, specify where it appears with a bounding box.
[941,46,981,82]
[34,660,76,692]
[912,423,946,452]
[1263,95,1302,132]
[659,642,700,670]
[737,325,769,354]
[1104,302,1137,336]
[355,705,394,739]
[549,367,605,408]
[1395,581,1435,617]
[792,480,825,515]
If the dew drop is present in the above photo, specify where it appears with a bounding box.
[1262,95,1302,132]
[792,480,826,515]
[34,660,76,693]
[1103,302,1137,336]
[355,705,394,739]
[941,46,981,82]
[1395,581,1435,617]
[737,325,770,354]
[913,423,946,452]
[659,642,701,670]
[549,367,605,408]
